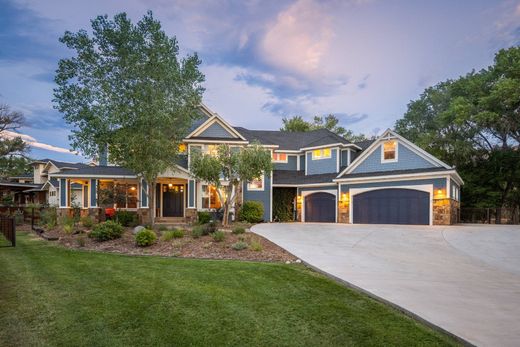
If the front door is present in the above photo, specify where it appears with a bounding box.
[162,184,184,217]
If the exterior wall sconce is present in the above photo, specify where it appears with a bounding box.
[341,193,349,203]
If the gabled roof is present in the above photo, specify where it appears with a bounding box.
[185,113,247,141]
[336,129,453,179]
[52,166,137,178]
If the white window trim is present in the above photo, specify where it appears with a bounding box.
[247,175,265,191]
[311,148,332,160]
[272,152,288,163]
[381,140,398,163]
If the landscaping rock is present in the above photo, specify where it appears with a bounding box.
[133,226,146,235]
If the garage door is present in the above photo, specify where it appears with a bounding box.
[352,188,429,225]
[305,192,335,222]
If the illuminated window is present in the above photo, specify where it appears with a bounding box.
[382,140,397,162]
[311,148,332,160]
[202,185,222,209]
[178,143,187,153]
[272,153,287,162]
[247,175,264,191]
[206,145,219,156]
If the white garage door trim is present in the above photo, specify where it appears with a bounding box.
[349,184,433,226]
[302,189,337,223]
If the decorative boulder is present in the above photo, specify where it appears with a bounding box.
[132,225,146,235]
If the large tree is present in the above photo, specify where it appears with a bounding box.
[0,104,30,178]
[189,144,273,226]
[281,114,368,142]
[395,46,520,210]
[54,12,205,224]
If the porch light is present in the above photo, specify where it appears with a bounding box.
[341,193,349,203]
[297,195,302,203]
[168,183,173,188]
[130,186,136,191]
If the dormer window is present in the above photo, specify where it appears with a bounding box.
[312,148,331,160]
[382,140,398,162]
[272,153,287,163]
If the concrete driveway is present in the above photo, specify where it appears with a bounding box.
[252,223,520,347]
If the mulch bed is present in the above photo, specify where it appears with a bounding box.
[31,224,297,263]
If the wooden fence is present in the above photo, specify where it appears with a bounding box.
[460,208,520,224]
[0,216,15,246]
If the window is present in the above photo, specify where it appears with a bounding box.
[247,175,264,191]
[202,185,222,209]
[382,140,397,162]
[178,143,187,153]
[98,181,138,209]
[311,148,331,160]
[206,145,219,156]
[272,152,288,163]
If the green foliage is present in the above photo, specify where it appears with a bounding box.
[1,194,14,206]
[203,221,218,234]
[395,46,520,208]
[162,229,184,241]
[232,226,245,235]
[40,207,57,229]
[189,143,273,226]
[158,225,168,232]
[197,211,211,224]
[89,221,124,241]
[115,210,138,227]
[60,215,75,228]
[135,229,157,247]
[280,115,311,132]
[76,235,86,247]
[231,241,248,251]
[250,238,263,252]
[212,231,225,242]
[239,201,264,223]
[13,209,24,226]
[191,226,204,239]
[80,216,94,229]
[63,224,74,234]
[272,188,296,222]
[280,114,368,142]
[0,104,29,179]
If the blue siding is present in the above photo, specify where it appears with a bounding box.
[243,173,271,222]
[341,150,349,167]
[450,179,460,200]
[199,122,235,138]
[340,178,446,194]
[188,180,195,207]
[352,142,437,174]
[141,180,148,207]
[274,155,297,170]
[306,148,338,175]
[60,178,67,207]
[187,110,210,133]
[299,155,305,171]
[90,179,97,207]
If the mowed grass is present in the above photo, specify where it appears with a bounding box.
[0,232,458,346]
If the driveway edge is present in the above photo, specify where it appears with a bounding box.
[298,259,475,347]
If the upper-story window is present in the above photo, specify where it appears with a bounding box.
[178,143,187,153]
[247,175,264,191]
[381,140,398,162]
[272,153,287,163]
[312,148,331,160]
[206,145,219,156]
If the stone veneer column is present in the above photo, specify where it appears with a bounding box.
[433,198,460,225]
[338,199,349,223]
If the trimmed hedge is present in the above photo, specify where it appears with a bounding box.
[239,201,264,223]
[89,221,124,241]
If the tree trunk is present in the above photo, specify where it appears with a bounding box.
[221,185,235,227]
[148,178,156,226]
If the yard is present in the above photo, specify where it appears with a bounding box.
[0,231,458,346]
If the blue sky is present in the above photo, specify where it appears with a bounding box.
[1,0,519,162]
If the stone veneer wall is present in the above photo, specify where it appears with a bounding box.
[338,201,349,223]
[185,209,197,224]
[433,199,460,225]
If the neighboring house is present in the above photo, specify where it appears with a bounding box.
[48,104,462,225]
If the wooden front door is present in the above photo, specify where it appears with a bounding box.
[162,184,184,217]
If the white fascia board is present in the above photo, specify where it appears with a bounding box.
[273,149,299,153]
[300,143,361,151]
[51,174,138,179]
[272,182,338,188]
[183,139,249,144]
[333,170,460,184]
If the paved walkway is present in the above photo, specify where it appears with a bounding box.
[252,223,520,346]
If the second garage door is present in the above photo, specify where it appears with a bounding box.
[304,192,336,222]
[352,188,430,225]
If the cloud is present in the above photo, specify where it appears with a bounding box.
[2,130,77,154]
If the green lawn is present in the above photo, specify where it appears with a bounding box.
[0,232,458,346]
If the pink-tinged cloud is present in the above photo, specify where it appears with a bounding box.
[2,130,77,154]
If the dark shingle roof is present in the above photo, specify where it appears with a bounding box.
[273,170,338,185]
[48,160,89,169]
[235,127,351,150]
[353,139,376,150]
[53,166,136,177]
[187,137,245,142]
[338,167,451,179]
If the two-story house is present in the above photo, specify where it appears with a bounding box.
[51,104,463,225]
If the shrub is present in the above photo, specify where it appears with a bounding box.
[197,211,211,224]
[81,216,94,228]
[232,226,245,235]
[191,226,204,239]
[60,215,75,230]
[89,220,124,241]
[212,230,225,242]
[238,201,264,223]
[63,223,74,234]
[250,238,263,252]
[13,209,24,226]
[135,229,157,247]
[114,210,138,227]
[203,221,218,234]
[231,241,248,250]
[40,207,57,228]
[162,229,184,241]
[76,236,86,247]
[158,225,168,232]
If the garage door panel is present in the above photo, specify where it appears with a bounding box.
[304,192,335,223]
[353,188,429,225]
